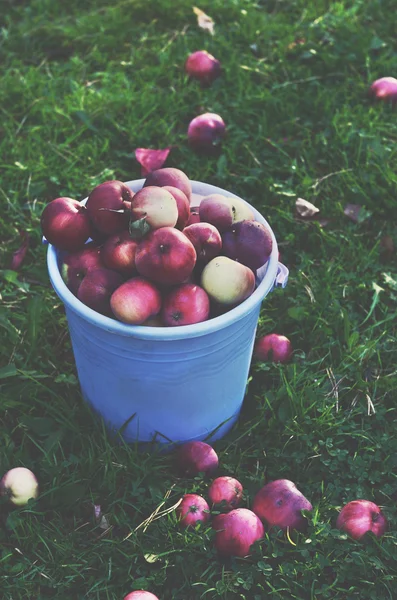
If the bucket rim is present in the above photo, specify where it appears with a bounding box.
[46,179,279,340]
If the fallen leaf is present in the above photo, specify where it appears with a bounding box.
[343,203,372,224]
[135,147,172,177]
[193,6,215,35]
[10,231,29,270]
[295,198,320,219]
[93,504,110,530]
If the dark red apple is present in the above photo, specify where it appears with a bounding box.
[101,231,138,276]
[77,268,124,316]
[208,476,243,511]
[336,500,387,540]
[110,277,162,325]
[176,493,210,528]
[199,195,234,232]
[143,167,192,202]
[0,467,39,507]
[183,222,222,264]
[86,180,132,235]
[130,186,178,230]
[252,479,312,531]
[188,113,226,151]
[161,283,210,326]
[162,185,190,230]
[213,508,264,557]
[222,220,273,271]
[41,197,92,251]
[175,441,219,476]
[369,77,397,105]
[254,334,292,364]
[62,243,104,296]
[135,227,196,285]
[185,50,221,86]
[186,206,201,226]
[124,592,159,600]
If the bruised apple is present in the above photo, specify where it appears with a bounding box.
[222,220,273,271]
[110,277,161,325]
[201,256,255,305]
[252,479,312,531]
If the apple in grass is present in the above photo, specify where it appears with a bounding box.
[130,186,178,232]
[208,476,243,511]
[176,493,210,528]
[175,441,219,476]
[183,222,222,264]
[254,333,292,364]
[124,593,159,600]
[336,500,387,540]
[41,197,92,251]
[252,479,312,531]
[0,467,38,506]
[62,242,104,295]
[86,180,132,236]
[110,277,162,325]
[77,268,124,317]
[201,256,255,306]
[162,185,190,230]
[161,283,210,326]
[143,167,192,202]
[135,227,197,286]
[213,508,264,557]
[222,220,273,271]
[101,231,138,276]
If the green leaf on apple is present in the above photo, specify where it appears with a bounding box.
[129,216,151,240]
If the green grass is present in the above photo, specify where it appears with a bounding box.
[1,0,397,598]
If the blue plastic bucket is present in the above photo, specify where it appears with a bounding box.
[46,180,288,447]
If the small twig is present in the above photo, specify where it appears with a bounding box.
[272,73,344,90]
[311,168,353,191]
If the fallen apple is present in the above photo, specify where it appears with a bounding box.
[86,180,132,235]
[254,333,292,364]
[183,222,222,264]
[0,467,39,506]
[213,508,264,557]
[252,479,312,531]
[336,500,387,540]
[162,185,190,230]
[188,113,226,151]
[62,242,104,295]
[175,440,219,476]
[369,77,397,105]
[176,493,210,528]
[77,268,124,316]
[101,231,138,276]
[185,50,221,86]
[201,256,255,305]
[130,186,178,231]
[110,277,162,325]
[143,167,192,202]
[222,220,273,271]
[208,476,243,511]
[162,283,210,326]
[41,197,92,251]
[124,592,159,600]
[135,227,197,285]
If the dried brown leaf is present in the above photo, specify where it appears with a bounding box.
[193,6,215,35]
[295,197,320,219]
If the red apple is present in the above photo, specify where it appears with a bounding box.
[183,222,222,264]
[188,113,226,151]
[41,197,92,251]
[369,77,397,104]
[61,243,104,296]
[110,277,162,325]
[213,508,264,557]
[0,467,39,506]
[254,334,292,364]
[185,50,221,86]
[176,493,210,528]
[199,194,234,232]
[86,180,132,235]
[208,476,243,511]
[201,256,255,305]
[162,185,190,230]
[101,231,138,276]
[222,220,273,271]
[186,206,201,226]
[124,593,159,600]
[175,441,219,476]
[143,167,192,202]
[336,500,387,540]
[135,227,197,285]
[161,283,210,326]
[130,186,178,230]
[252,479,312,531]
[77,268,124,316]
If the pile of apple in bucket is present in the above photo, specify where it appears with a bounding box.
[41,167,273,326]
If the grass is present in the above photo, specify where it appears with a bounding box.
[0,0,396,598]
